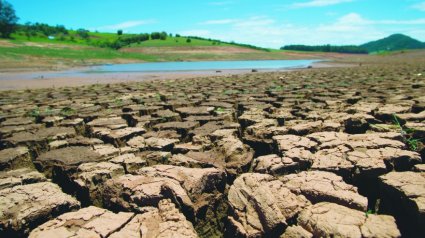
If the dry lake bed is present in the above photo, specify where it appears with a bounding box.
[0,54,424,237]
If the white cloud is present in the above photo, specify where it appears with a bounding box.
[181,13,425,49]
[291,0,353,8]
[96,20,156,30]
[377,19,425,25]
[412,1,425,11]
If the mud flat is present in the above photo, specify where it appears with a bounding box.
[0,61,347,91]
[0,55,424,237]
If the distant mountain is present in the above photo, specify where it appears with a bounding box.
[361,34,425,52]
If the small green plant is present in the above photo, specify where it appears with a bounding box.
[27,107,40,118]
[215,107,225,113]
[392,114,423,151]
[365,209,374,218]
[43,106,54,116]
[223,89,240,95]
[114,98,123,106]
[60,107,76,117]
[269,85,284,91]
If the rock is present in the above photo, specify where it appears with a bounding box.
[109,153,147,174]
[42,116,64,127]
[280,226,312,238]
[154,121,200,131]
[168,153,212,168]
[137,150,172,165]
[4,127,76,152]
[344,114,373,134]
[307,132,405,150]
[103,165,226,218]
[153,121,200,140]
[153,109,181,122]
[145,137,180,151]
[0,182,80,237]
[307,132,349,149]
[0,168,46,190]
[414,164,425,172]
[126,135,146,150]
[115,199,198,238]
[253,154,299,175]
[29,206,135,238]
[1,117,34,127]
[213,130,254,178]
[348,133,405,149]
[374,104,411,122]
[48,140,69,149]
[173,142,203,154]
[227,173,310,237]
[0,124,43,138]
[348,147,421,173]
[238,108,267,128]
[176,106,214,117]
[92,144,120,158]
[297,202,400,238]
[288,121,340,136]
[91,127,145,147]
[0,146,31,171]
[379,171,425,237]
[34,146,104,178]
[73,162,125,206]
[137,165,226,197]
[87,117,127,129]
[174,151,224,169]
[144,129,181,140]
[273,135,317,152]
[280,171,368,211]
[66,136,104,147]
[311,146,355,178]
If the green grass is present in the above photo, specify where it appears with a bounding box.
[1,30,322,66]
[128,37,233,47]
[0,45,158,61]
[392,114,423,151]
[10,31,235,48]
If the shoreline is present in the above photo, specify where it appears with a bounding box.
[0,61,351,91]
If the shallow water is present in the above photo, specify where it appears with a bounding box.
[86,59,320,73]
[0,59,321,82]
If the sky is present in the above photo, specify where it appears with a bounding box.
[7,0,425,49]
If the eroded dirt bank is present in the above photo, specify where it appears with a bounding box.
[0,58,424,237]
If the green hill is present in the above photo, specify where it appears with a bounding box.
[361,34,425,53]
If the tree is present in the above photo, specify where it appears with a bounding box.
[0,0,19,38]
[186,38,191,43]
[76,28,89,39]
[117,29,123,35]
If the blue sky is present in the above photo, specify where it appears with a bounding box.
[8,0,425,48]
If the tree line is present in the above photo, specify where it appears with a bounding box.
[281,44,368,54]
[187,35,271,52]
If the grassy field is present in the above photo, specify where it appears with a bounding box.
[0,30,348,72]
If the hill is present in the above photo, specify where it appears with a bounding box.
[1,23,331,72]
[361,34,425,52]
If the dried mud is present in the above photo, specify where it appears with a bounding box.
[0,55,425,237]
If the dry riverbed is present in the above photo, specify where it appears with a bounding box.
[0,55,424,237]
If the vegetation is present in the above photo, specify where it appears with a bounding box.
[0,0,18,38]
[281,44,368,54]
[361,34,425,53]
[187,36,271,52]
[392,114,424,151]
[281,34,425,54]
[0,44,157,61]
